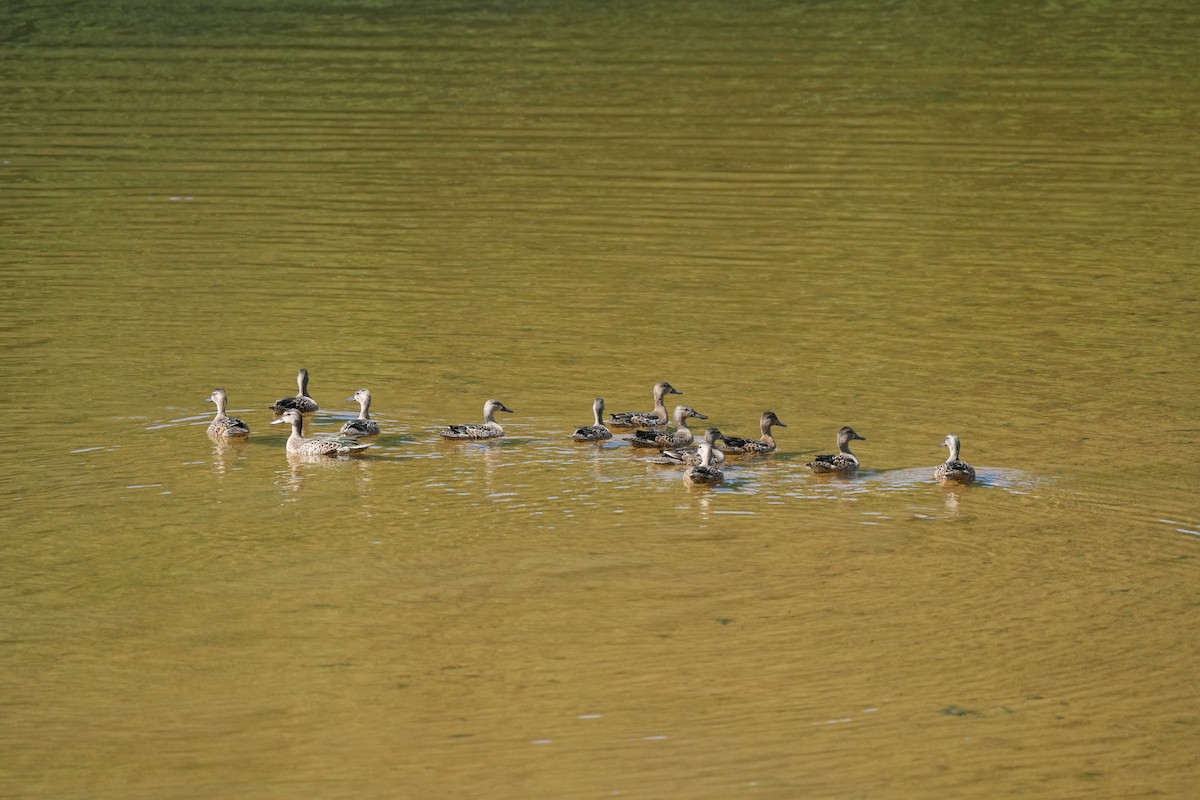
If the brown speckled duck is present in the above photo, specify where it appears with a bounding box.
[438,399,514,440]
[205,388,249,438]
[654,427,727,466]
[805,426,866,474]
[684,441,725,485]
[609,382,683,428]
[270,368,319,414]
[718,411,786,455]
[271,408,370,456]
[629,405,708,448]
[571,397,613,442]
[934,433,976,484]
[340,388,380,437]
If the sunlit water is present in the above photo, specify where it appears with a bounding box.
[2,1,1198,798]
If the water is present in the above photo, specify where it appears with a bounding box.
[2,1,1198,798]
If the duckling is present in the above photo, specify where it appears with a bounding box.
[270,408,370,456]
[655,427,728,465]
[718,411,787,455]
[571,397,613,442]
[609,382,683,428]
[684,441,725,485]
[270,368,319,414]
[340,388,380,437]
[438,399,514,440]
[205,388,250,438]
[934,433,976,484]
[629,405,708,448]
[805,426,866,474]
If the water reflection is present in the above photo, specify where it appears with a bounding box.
[4,0,1198,797]
[207,436,248,476]
[276,449,374,500]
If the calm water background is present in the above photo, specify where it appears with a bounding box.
[2,1,1198,797]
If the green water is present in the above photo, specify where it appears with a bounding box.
[2,1,1198,798]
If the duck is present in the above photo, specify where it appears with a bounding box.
[340,388,380,437]
[805,426,866,474]
[270,368,319,414]
[718,411,787,455]
[684,441,725,485]
[571,397,613,442]
[205,388,250,438]
[934,433,976,484]
[608,382,683,428]
[655,427,728,465]
[270,408,370,456]
[438,399,514,440]
[629,405,708,448]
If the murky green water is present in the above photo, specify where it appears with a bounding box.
[3,1,1198,797]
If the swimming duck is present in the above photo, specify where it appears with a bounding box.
[608,382,683,428]
[629,405,708,448]
[205,388,250,438]
[340,388,380,437]
[934,433,976,484]
[684,441,725,485]
[805,426,866,474]
[718,411,787,455]
[271,408,370,456]
[438,399,514,440]
[655,427,728,465]
[571,397,613,442]
[270,368,319,414]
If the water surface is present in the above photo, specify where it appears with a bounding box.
[2,1,1198,798]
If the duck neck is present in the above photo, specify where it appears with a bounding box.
[213,396,228,418]
[289,415,305,440]
[298,371,310,398]
[945,440,961,463]
[358,397,372,421]
[592,406,605,427]
[652,395,668,418]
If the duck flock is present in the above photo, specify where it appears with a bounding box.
[206,369,977,486]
